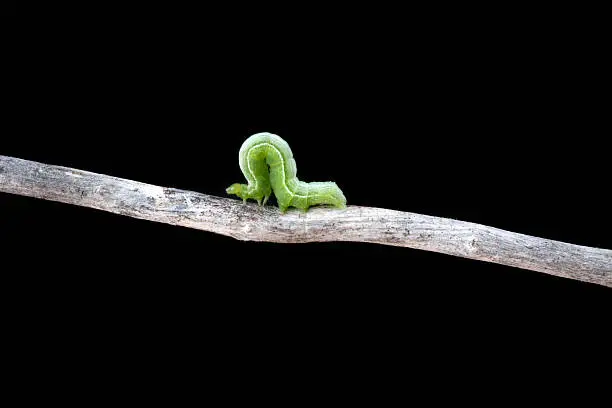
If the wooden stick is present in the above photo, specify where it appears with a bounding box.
[1,155,610,287]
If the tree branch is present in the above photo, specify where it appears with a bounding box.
[1,155,610,287]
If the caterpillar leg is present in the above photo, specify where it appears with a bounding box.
[256,189,272,206]
[228,183,271,206]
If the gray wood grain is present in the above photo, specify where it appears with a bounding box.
[1,154,610,287]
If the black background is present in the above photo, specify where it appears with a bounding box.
[1,1,15,17]
[2,6,610,395]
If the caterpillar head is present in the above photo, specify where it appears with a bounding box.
[226,183,247,199]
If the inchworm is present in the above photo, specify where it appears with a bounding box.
[226,132,346,213]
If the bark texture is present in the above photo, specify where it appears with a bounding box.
[1,155,610,287]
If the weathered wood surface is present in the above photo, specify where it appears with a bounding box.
[1,155,610,287]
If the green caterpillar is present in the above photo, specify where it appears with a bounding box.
[226,132,346,213]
